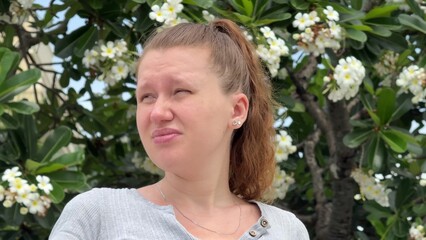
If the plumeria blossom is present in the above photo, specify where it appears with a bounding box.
[82,39,136,86]
[323,56,365,102]
[324,6,339,21]
[36,175,53,194]
[149,5,168,22]
[351,168,391,207]
[1,167,54,216]
[292,6,343,56]
[256,27,289,77]
[409,223,426,240]
[419,173,426,187]
[275,130,297,162]
[396,65,426,104]
[149,0,185,28]
[373,51,399,86]
[264,167,295,200]
[2,166,22,182]
[202,10,215,22]
[0,0,33,24]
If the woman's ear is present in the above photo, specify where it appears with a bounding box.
[230,93,249,127]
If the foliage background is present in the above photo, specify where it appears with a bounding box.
[0,0,426,239]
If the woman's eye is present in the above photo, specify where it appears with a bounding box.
[140,94,156,103]
[174,89,191,95]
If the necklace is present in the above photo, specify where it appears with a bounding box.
[155,183,242,236]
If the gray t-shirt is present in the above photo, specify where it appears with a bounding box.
[49,188,309,239]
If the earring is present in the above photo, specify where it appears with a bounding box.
[232,120,242,126]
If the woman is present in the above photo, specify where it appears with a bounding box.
[49,19,309,240]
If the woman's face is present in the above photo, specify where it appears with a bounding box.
[136,46,238,175]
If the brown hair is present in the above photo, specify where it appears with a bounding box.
[141,19,276,201]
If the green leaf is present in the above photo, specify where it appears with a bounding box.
[392,217,410,238]
[255,10,292,25]
[398,14,426,34]
[48,180,65,204]
[390,94,412,121]
[4,204,25,226]
[364,17,401,30]
[183,0,213,8]
[343,128,373,148]
[105,20,128,38]
[369,34,408,53]
[351,0,363,10]
[394,179,414,209]
[365,135,386,171]
[368,25,392,37]
[73,26,98,58]
[25,159,42,172]
[48,171,87,190]
[55,26,91,58]
[346,28,367,42]
[406,0,425,18]
[0,112,19,130]
[231,12,253,24]
[253,0,270,18]
[413,203,426,217]
[376,88,396,125]
[380,130,407,153]
[0,47,20,86]
[290,0,309,10]
[35,149,85,174]
[35,126,72,163]
[0,69,41,103]
[364,5,399,19]
[240,0,254,16]
[88,0,103,9]
[6,100,40,115]
[344,24,373,32]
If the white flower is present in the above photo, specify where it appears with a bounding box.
[100,41,116,59]
[202,10,215,22]
[326,56,365,102]
[307,11,320,25]
[351,168,390,207]
[36,175,53,194]
[9,177,30,195]
[324,6,339,21]
[328,21,342,39]
[396,65,426,104]
[164,17,187,27]
[111,60,130,81]
[0,185,5,201]
[260,26,276,39]
[161,2,183,20]
[3,199,13,208]
[265,167,295,200]
[275,130,297,162]
[2,167,22,182]
[149,5,169,22]
[114,39,128,57]
[409,223,426,240]
[17,0,34,9]
[28,195,45,214]
[16,191,32,206]
[20,207,29,215]
[82,49,99,68]
[292,12,311,31]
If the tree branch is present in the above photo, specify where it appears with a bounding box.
[304,128,331,239]
[287,55,338,176]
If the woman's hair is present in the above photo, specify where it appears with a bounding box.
[141,19,276,201]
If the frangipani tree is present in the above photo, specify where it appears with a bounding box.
[0,0,425,239]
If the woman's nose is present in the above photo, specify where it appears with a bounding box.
[150,97,173,123]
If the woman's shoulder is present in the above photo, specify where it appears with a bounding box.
[254,201,310,239]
